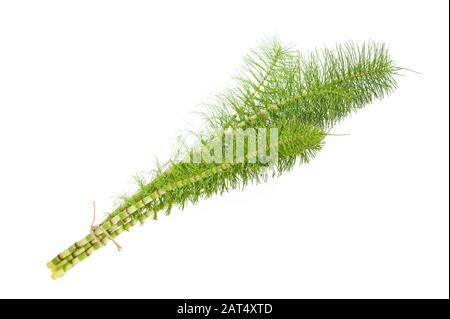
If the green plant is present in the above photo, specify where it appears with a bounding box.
[47,37,401,279]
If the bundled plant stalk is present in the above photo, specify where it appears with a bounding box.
[47,38,401,279]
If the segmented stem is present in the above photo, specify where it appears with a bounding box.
[47,38,400,279]
[47,124,326,279]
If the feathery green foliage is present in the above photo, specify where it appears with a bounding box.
[47,37,401,279]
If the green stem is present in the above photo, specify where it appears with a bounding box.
[47,126,324,279]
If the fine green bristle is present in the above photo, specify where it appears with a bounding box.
[47,37,401,279]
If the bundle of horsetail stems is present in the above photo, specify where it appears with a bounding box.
[47,38,402,279]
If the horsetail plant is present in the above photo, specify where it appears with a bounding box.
[47,37,402,279]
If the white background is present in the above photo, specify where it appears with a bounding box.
[0,0,448,299]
